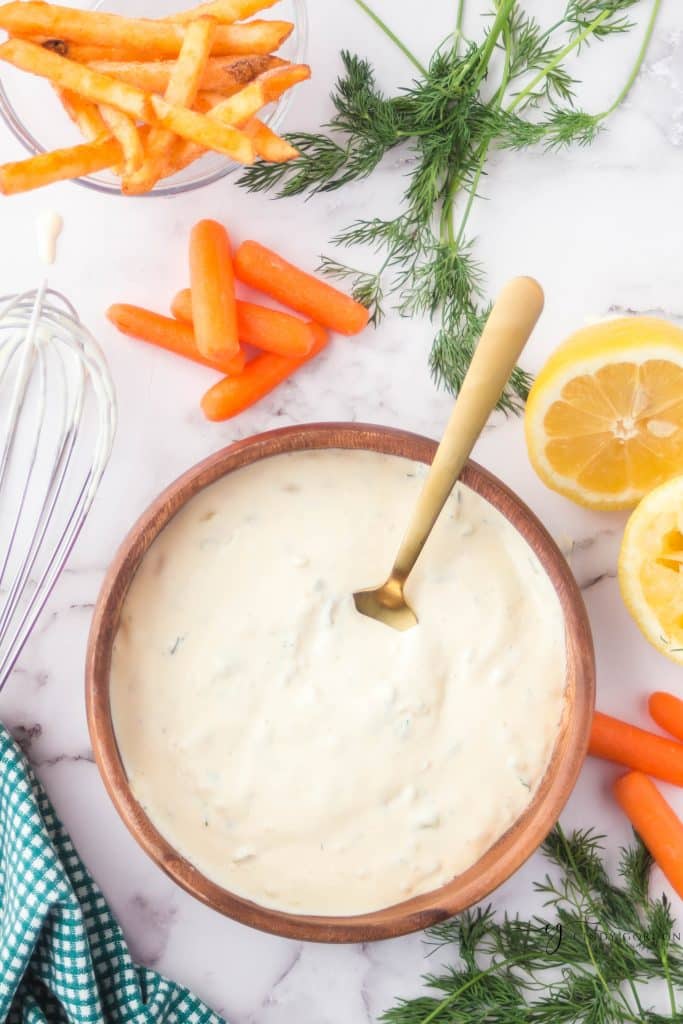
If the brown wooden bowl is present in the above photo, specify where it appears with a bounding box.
[86,423,595,943]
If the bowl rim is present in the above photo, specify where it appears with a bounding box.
[0,0,309,197]
[86,422,595,942]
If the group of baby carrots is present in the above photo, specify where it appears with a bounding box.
[107,218,369,420]
[589,693,683,898]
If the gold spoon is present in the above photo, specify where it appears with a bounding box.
[353,276,545,631]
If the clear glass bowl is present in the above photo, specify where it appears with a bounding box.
[0,0,308,196]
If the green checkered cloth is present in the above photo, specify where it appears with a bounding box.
[0,724,225,1024]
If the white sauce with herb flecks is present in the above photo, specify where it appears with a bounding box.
[110,449,567,916]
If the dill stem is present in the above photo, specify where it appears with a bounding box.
[627,978,645,1018]
[578,914,636,1020]
[599,0,661,118]
[454,0,465,54]
[507,8,612,112]
[376,246,395,279]
[439,0,512,110]
[417,952,532,1024]
[557,828,642,1024]
[499,2,512,90]
[453,145,487,248]
[439,177,456,245]
[662,948,677,1015]
[452,6,511,250]
[350,0,427,77]
[438,0,513,250]
[472,0,515,86]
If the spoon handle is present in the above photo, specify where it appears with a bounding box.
[391,276,544,583]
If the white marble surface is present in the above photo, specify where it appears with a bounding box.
[1,1,683,1020]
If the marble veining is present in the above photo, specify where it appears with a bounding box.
[1,0,682,1020]
[125,894,179,969]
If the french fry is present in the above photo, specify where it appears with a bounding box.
[0,39,152,120]
[169,0,279,23]
[190,110,298,161]
[0,37,256,165]
[41,38,69,57]
[208,62,309,121]
[149,95,254,163]
[0,137,121,194]
[41,43,133,63]
[155,19,217,107]
[35,25,293,61]
[172,63,309,172]
[55,87,108,141]
[244,117,299,162]
[88,54,284,95]
[99,105,143,175]
[193,90,227,112]
[0,0,306,196]
[124,16,215,194]
[0,3,294,57]
[196,97,298,161]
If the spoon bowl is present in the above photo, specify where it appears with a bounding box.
[353,576,417,631]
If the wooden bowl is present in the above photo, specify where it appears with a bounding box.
[86,423,595,943]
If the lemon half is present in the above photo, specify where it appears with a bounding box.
[619,475,683,665]
[525,318,683,510]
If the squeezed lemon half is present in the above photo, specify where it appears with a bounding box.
[619,475,683,665]
[525,318,683,510]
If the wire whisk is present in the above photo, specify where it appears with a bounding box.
[0,284,116,690]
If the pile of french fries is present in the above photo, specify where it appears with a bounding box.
[0,0,309,195]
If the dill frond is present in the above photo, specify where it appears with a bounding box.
[566,0,640,40]
[236,0,660,412]
[542,108,604,149]
[430,302,532,415]
[506,8,577,105]
[317,256,385,325]
[400,241,485,319]
[381,827,683,1024]
[237,133,349,196]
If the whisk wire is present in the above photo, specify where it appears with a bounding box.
[0,300,46,589]
[0,286,116,689]
[0,327,37,494]
[0,347,82,641]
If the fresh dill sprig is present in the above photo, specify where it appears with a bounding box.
[567,0,640,40]
[381,827,683,1024]
[237,0,661,412]
[317,256,385,325]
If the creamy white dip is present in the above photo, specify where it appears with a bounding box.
[35,209,63,266]
[111,449,567,916]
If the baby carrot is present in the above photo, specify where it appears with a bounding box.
[172,288,315,358]
[107,304,245,376]
[589,710,683,787]
[233,240,370,336]
[649,692,683,743]
[201,322,328,421]
[171,288,195,322]
[614,772,683,899]
[190,219,239,359]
